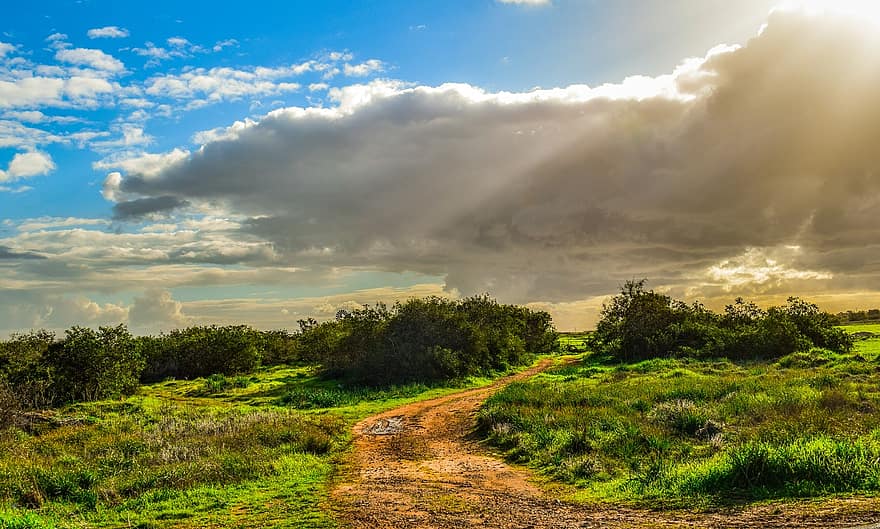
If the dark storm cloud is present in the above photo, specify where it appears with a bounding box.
[107,11,880,302]
[112,195,189,219]
[0,245,45,259]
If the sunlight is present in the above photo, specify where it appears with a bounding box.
[777,0,880,24]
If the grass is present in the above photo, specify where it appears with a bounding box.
[0,361,536,528]
[478,330,880,508]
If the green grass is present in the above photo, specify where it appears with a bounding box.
[479,332,880,507]
[839,322,880,335]
[0,360,541,528]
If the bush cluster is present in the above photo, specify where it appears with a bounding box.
[301,295,557,385]
[0,326,143,409]
[590,280,852,361]
[0,295,556,413]
[0,325,299,413]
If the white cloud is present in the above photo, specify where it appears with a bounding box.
[2,110,80,124]
[0,185,32,194]
[45,33,69,50]
[0,77,66,108]
[132,42,172,62]
[94,148,190,180]
[0,42,16,58]
[706,247,832,291]
[87,26,130,39]
[55,48,125,73]
[212,39,239,52]
[343,59,385,77]
[102,172,122,200]
[107,12,880,306]
[166,37,191,48]
[129,288,188,329]
[144,66,302,104]
[0,151,55,182]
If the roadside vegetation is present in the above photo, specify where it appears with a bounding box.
[0,295,555,528]
[479,281,880,507]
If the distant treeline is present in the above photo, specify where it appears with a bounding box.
[837,309,880,323]
[0,295,556,415]
[589,280,853,361]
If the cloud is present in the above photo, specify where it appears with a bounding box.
[212,39,239,52]
[2,110,80,124]
[131,42,175,64]
[94,148,190,179]
[0,245,45,260]
[103,11,880,308]
[112,195,189,219]
[0,42,16,58]
[129,288,188,329]
[0,151,55,182]
[55,48,125,73]
[0,290,127,335]
[144,66,302,105]
[166,37,191,48]
[87,26,130,39]
[343,59,385,77]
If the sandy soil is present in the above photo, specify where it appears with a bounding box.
[330,360,880,528]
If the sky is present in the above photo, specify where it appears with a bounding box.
[2,0,880,335]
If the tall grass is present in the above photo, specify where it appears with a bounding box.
[478,341,880,504]
[0,405,344,510]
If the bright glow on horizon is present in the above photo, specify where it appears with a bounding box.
[777,0,880,24]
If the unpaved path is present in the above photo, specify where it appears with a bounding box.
[331,360,880,528]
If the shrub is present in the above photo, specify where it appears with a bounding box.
[47,325,144,404]
[590,281,850,361]
[320,296,557,385]
[140,325,261,381]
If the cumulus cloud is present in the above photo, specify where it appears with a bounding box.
[129,288,188,329]
[55,47,125,73]
[0,290,127,335]
[87,26,130,39]
[212,39,239,52]
[0,42,16,58]
[0,151,55,182]
[343,59,385,77]
[103,11,880,308]
[144,66,301,106]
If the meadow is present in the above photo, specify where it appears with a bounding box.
[0,364,513,529]
[478,326,880,507]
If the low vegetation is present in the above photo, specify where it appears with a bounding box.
[1,285,877,524]
[589,279,852,362]
[479,282,880,507]
[0,294,553,527]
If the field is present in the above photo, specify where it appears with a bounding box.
[478,327,880,507]
[0,364,510,529]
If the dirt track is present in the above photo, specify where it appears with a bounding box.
[330,360,880,528]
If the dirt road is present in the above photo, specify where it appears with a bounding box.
[330,360,880,528]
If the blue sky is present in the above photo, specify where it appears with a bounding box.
[2,0,879,334]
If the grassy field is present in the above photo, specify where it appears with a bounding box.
[0,364,517,529]
[478,329,880,508]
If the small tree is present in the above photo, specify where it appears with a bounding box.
[48,325,144,403]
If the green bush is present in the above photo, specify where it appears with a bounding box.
[590,280,852,361]
[140,325,262,381]
[317,295,557,385]
[48,325,144,405]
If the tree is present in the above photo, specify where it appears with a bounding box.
[48,325,144,403]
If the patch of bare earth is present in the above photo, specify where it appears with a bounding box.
[330,360,880,528]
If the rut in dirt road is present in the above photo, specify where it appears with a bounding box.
[330,360,880,529]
